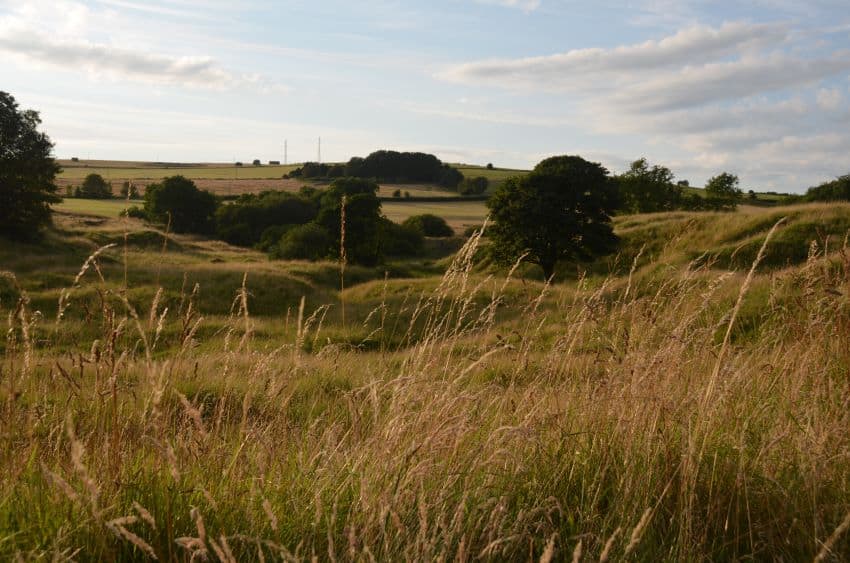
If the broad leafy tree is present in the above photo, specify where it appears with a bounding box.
[704,172,743,209]
[487,155,619,279]
[78,173,113,199]
[316,178,383,266]
[144,175,217,234]
[617,158,681,213]
[0,91,61,240]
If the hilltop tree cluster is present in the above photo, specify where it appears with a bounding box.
[288,150,465,190]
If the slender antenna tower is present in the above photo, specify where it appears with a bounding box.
[318,136,322,163]
[284,139,288,165]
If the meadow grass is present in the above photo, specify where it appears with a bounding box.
[58,161,302,181]
[1,205,850,560]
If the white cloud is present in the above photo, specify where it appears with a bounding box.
[440,21,789,89]
[474,0,541,13]
[438,20,850,190]
[817,87,843,110]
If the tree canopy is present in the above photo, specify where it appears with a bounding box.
[617,158,681,213]
[487,155,619,279]
[704,172,743,209]
[288,151,465,189]
[0,91,61,240]
[316,178,383,266]
[143,175,217,234]
[78,173,113,199]
[804,174,850,202]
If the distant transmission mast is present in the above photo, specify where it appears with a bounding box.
[284,139,288,165]
[318,136,322,163]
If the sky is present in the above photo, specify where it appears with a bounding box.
[1,0,849,192]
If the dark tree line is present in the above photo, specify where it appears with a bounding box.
[288,150,465,189]
[131,175,454,265]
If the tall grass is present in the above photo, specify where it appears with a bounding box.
[2,222,850,560]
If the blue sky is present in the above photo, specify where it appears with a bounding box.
[1,0,849,192]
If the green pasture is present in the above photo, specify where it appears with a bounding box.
[58,161,300,181]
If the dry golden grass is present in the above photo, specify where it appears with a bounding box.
[2,214,850,561]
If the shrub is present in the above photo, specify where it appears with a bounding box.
[78,173,113,199]
[144,176,217,234]
[380,218,424,256]
[403,214,454,237]
[122,205,147,219]
[460,176,489,195]
[215,191,317,247]
[273,223,333,260]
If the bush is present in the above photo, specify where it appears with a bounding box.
[380,218,424,256]
[144,176,217,234]
[122,206,147,219]
[273,223,333,260]
[403,214,454,237]
[215,191,317,247]
[78,173,113,199]
[460,176,489,195]
[253,159,261,166]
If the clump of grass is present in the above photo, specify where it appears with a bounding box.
[2,212,850,561]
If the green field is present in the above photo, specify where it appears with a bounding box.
[58,160,301,181]
[55,198,134,217]
[382,200,488,230]
[454,165,527,188]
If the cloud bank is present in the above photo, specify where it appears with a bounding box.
[439,21,850,190]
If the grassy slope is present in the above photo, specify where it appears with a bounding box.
[2,203,850,560]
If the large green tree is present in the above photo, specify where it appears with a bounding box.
[617,157,681,213]
[487,155,619,279]
[0,91,61,240]
[144,175,217,234]
[316,177,383,266]
[704,172,743,210]
[78,173,113,199]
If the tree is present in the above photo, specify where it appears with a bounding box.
[403,214,454,237]
[704,172,743,209]
[273,223,333,260]
[78,173,113,199]
[316,178,383,266]
[487,155,619,279]
[616,158,681,213]
[460,176,489,195]
[0,91,61,240]
[144,175,217,234]
[805,175,850,202]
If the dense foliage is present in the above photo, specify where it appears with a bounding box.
[0,91,60,240]
[143,175,217,234]
[77,173,112,199]
[288,150,465,188]
[804,174,850,202]
[215,190,317,246]
[272,222,333,260]
[704,172,743,209]
[459,175,489,195]
[487,155,619,279]
[616,158,682,213]
[316,178,384,266]
[403,214,455,237]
